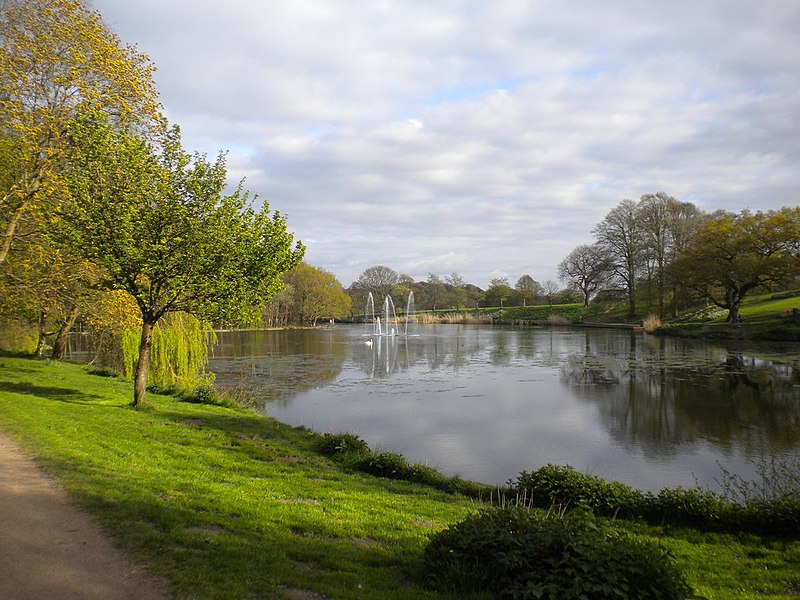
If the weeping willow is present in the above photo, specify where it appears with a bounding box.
[121,312,216,388]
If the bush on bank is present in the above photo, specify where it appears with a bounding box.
[317,432,490,497]
[510,464,800,537]
[421,505,692,600]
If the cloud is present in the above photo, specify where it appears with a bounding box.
[95,0,800,287]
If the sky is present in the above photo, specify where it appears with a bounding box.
[92,0,800,289]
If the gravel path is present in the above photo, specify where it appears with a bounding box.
[0,429,171,599]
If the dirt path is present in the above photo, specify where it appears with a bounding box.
[0,429,171,600]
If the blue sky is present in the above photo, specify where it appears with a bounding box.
[93,0,800,289]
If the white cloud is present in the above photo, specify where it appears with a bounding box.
[95,0,800,287]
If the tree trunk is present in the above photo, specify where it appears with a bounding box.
[35,312,48,356]
[50,306,80,360]
[133,320,155,407]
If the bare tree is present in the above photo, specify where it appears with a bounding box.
[353,265,399,300]
[558,244,611,307]
[594,199,643,318]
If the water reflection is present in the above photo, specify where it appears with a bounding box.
[562,333,800,460]
[207,325,800,491]
[211,329,348,406]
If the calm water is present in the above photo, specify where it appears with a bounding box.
[208,325,800,492]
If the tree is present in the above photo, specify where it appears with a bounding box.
[0,0,159,266]
[0,233,97,357]
[58,114,303,406]
[445,272,468,309]
[485,277,513,307]
[594,199,643,318]
[637,192,702,316]
[426,273,446,311]
[515,274,542,307]
[543,280,560,306]
[669,207,800,322]
[284,263,351,325]
[353,265,399,300]
[558,244,611,307]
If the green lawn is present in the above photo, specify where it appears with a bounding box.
[1,357,799,599]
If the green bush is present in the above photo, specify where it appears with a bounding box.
[643,487,730,529]
[317,432,370,457]
[511,464,644,518]
[422,506,692,600]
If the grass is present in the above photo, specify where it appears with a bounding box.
[1,356,800,599]
[659,290,800,341]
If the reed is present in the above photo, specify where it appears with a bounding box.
[414,312,493,325]
[643,313,662,333]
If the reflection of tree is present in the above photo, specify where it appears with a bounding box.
[561,333,800,457]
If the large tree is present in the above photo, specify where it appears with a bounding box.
[59,114,304,406]
[637,193,703,316]
[670,207,800,322]
[284,263,351,325]
[353,265,399,300]
[558,244,611,307]
[594,199,643,318]
[0,0,159,266]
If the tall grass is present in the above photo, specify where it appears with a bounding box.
[643,313,662,333]
[414,312,493,324]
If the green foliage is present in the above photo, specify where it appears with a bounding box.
[121,313,215,389]
[512,465,644,518]
[511,464,800,537]
[422,506,692,599]
[643,487,730,529]
[317,432,370,457]
[84,365,119,378]
[317,432,487,496]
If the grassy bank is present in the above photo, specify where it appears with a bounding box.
[1,357,799,599]
[657,290,800,341]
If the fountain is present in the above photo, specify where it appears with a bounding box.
[364,291,415,337]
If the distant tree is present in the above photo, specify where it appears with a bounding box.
[353,265,399,300]
[543,280,560,306]
[0,0,159,266]
[426,273,446,310]
[58,114,303,406]
[515,274,542,307]
[669,207,800,323]
[445,272,468,309]
[594,199,643,318]
[558,244,611,307]
[485,277,513,307]
[261,285,294,328]
[285,263,351,325]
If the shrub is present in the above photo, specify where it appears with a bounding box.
[511,464,643,518]
[643,487,730,529]
[317,432,370,457]
[422,506,692,600]
[85,365,120,378]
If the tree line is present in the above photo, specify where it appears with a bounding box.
[558,192,800,321]
[343,266,578,316]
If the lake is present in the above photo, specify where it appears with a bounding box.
[207,324,800,492]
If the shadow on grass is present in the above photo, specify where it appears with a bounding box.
[0,380,104,404]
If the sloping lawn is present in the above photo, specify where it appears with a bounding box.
[1,357,798,599]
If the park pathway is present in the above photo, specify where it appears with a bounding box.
[0,429,171,599]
